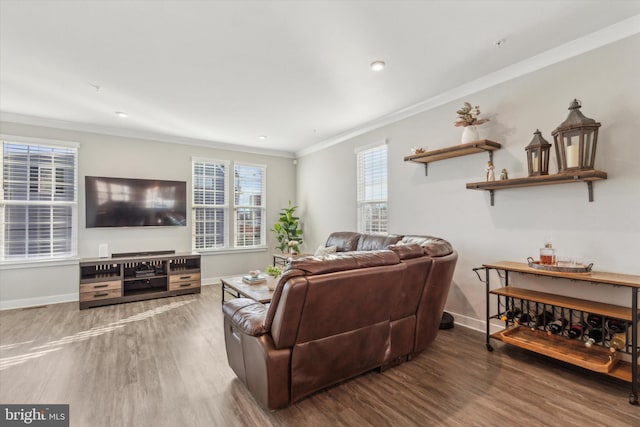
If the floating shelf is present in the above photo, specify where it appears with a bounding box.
[466,170,607,206]
[404,140,501,175]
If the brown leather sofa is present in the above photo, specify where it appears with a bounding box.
[222,232,457,409]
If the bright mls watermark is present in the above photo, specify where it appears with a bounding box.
[1,405,68,426]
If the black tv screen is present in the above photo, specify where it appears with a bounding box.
[85,176,187,228]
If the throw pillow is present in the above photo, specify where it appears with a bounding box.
[314,245,337,257]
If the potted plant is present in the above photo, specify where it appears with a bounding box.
[271,201,303,254]
[454,102,490,143]
[265,266,282,291]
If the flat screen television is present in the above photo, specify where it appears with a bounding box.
[85,176,187,228]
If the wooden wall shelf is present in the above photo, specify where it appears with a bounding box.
[404,140,501,175]
[466,170,607,206]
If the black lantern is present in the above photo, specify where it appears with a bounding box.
[551,99,601,172]
[525,129,551,176]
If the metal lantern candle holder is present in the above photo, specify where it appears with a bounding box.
[551,99,601,172]
[525,129,551,176]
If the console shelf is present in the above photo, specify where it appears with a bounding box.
[404,140,501,175]
[479,261,640,405]
[79,252,201,309]
[493,326,619,374]
[466,169,607,206]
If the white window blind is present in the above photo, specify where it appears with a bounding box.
[357,144,388,234]
[1,140,78,260]
[192,159,229,250]
[234,163,266,248]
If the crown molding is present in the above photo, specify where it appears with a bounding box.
[296,14,640,158]
[0,112,296,159]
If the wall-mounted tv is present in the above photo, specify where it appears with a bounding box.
[85,176,187,228]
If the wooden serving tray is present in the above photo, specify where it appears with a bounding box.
[495,326,619,373]
[527,257,593,273]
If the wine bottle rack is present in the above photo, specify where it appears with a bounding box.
[477,261,640,405]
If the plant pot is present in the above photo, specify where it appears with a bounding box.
[267,276,280,291]
[461,125,479,144]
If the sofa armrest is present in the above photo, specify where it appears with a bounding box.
[222,298,269,336]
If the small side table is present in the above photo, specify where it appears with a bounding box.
[272,252,310,267]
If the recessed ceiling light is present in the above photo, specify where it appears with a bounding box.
[115,111,128,118]
[370,61,386,71]
[258,135,267,140]
[495,38,507,48]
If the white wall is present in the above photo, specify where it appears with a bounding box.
[296,34,640,329]
[0,122,297,308]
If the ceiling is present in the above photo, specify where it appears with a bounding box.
[1,1,639,157]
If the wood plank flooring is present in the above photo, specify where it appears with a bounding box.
[1,286,639,426]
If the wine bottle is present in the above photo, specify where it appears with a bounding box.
[609,332,627,352]
[568,322,586,339]
[500,308,522,322]
[586,327,604,343]
[587,313,604,329]
[516,312,532,326]
[607,318,627,334]
[534,310,554,328]
[548,318,568,334]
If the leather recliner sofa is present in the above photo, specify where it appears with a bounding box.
[222,232,457,409]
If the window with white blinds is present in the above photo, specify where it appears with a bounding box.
[1,140,78,261]
[192,159,229,250]
[192,159,266,251]
[234,163,266,248]
[357,143,388,234]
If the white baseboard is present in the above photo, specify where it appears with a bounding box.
[0,293,78,310]
[201,276,221,286]
[445,310,503,334]
[1,276,223,310]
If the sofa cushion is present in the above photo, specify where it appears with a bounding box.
[288,250,400,276]
[356,234,403,251]
[400,235,453,257]
[325,232,361,252]
[388,243,424,260]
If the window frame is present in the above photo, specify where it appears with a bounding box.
[356,141,388,235]
[1,135,79,263]
[191,157,267,253]
[233,161,267,249]
[191,158,230,251]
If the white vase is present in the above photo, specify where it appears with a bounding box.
[267,276,279,291]
[461,125,479,144]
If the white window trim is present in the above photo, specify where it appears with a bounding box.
[1,136,79,262]
[233,161,267,249]
[191,158,230,250]
[191,158,267,253]
[356,141,388,235]
[0,134,80,150]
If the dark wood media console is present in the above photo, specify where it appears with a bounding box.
[79,251,201,309]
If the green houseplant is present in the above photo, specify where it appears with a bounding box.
[271,201,303,253]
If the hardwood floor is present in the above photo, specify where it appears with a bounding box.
[1,286,638,426]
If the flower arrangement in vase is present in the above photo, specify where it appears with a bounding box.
[454,102,490,143]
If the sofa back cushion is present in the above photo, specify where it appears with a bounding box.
[288,250,399,275]
[400,235,453,257]
[325,231,361,252]
[356,233,402,251]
